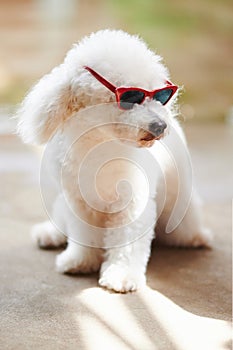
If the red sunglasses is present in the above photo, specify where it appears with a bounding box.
[84,66,178,110]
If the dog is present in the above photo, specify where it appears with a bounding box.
[17,29,212,292]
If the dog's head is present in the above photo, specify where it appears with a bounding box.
[17,29,178,146]
[80,63,177,148]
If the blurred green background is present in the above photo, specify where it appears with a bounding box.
[0,0,232,123]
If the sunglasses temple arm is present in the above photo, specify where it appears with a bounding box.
[165,80,173,86]
[84,66,116,93]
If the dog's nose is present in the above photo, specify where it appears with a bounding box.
[148,120,167,137]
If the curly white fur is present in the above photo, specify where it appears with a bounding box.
[17,29,212,293]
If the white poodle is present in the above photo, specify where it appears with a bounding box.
[17,29,212,292]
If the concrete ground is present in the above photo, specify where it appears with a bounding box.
[0,123,232,350]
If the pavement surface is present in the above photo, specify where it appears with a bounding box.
[0,123,232,350]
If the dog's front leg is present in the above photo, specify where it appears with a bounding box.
[56,240,103,274]
[99,197,157,293]
[99,228,155,293]
[99,198,156,293]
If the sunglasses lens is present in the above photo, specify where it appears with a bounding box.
[120,90,145,110]
[153,88,173,105]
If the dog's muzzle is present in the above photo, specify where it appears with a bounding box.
[138,119,167,147]
[148,120,167,138]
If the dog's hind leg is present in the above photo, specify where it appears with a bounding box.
[157,191,213,248]
[155,121,213,248]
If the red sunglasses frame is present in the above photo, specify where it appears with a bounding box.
[84,66,178,109]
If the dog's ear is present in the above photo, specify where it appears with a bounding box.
[17,64,83,144]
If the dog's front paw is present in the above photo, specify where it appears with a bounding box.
[56,247,102,274]
[99,264,146,293]
[31,221,66,248]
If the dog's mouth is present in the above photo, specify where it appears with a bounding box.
[138,130,164,148]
